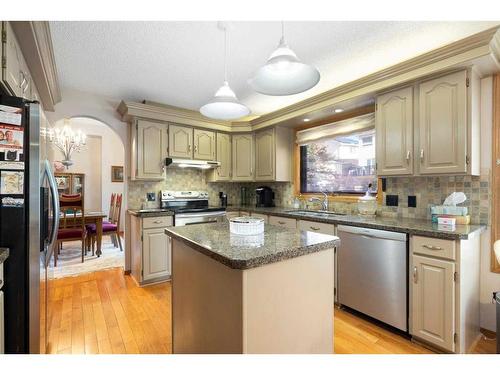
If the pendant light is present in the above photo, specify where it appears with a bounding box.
[249,22,320,96]
[200,23,250,121]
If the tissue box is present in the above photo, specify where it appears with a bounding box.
[431,214,470,224]
[430,205,468,216]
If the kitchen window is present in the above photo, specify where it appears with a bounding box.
[297,113,377,194]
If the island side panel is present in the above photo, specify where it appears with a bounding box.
[171,239,243,354]
[242,248,334,354]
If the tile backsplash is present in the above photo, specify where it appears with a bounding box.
[128,168,490,225]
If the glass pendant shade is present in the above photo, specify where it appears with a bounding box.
[249,37,320,96]
[200,81,250,120]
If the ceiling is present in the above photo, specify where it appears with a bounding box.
[49,21,499,117]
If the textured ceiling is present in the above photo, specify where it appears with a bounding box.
[50,21,499,116]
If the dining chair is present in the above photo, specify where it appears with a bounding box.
[55,194,87,266]
[87,193,123,253]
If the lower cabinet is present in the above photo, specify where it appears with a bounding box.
[411,254,456,352]
[250,213,269,223]
[269,215,296,229]
[297,220,335,235]
[130,214,173,285]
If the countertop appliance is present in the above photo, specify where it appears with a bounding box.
[337,225,408,332]
[0,96,60,353]
[255,186,275,207]
[160,190,226,226]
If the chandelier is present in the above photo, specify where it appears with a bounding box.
[47,119,86,169]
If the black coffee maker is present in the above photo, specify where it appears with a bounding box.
[255,186,275,207]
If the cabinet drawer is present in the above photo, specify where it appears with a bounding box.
[412,235,456,260]
[269,215,296,229]
[239,211,250,216]
[250,213,269,223]
[143,216,173,229]
[298,220,335,235]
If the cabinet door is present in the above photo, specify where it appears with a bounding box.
[376,86,413,175]
[169,124,193,158]
[215,133,231,181]
[418,71,467,174]
[137,120,168,179]
[255,128,275,181]
[232,134,254,181]
[2,22,22,97]
[193,129,215,160]
[269,215,296,229]
[143,228,171,281]
[412,254,455,352]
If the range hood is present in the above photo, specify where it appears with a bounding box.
[165,158,220,170]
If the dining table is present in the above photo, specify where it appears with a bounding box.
[58,211,108,257]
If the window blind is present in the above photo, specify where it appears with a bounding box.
[296,112,375,145]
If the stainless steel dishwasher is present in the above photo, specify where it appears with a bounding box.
[337,225,408,331]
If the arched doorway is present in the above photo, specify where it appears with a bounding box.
[48,116,126,277]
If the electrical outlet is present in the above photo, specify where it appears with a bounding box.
[386,195,399,207]
[408,195,417,208]
[146,192,156,202]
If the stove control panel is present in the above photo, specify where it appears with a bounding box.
[161,191,209,200]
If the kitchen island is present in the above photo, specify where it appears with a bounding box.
[165,223,339,354]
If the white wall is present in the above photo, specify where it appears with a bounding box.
[479,76,500,331]
[50,117,125,226]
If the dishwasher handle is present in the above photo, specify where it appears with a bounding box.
[337,225,407,242]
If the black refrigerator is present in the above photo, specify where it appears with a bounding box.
[0,95,59,354]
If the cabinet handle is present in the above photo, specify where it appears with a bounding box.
[194,145,197,152]
[310,226,320,231]
[278,221,286,225]
[420,149,424,160]
[406,150,411,161]
[413,266,418,283]
[422,244,443,251]
[153,220,163,224]
[188,144,191,152]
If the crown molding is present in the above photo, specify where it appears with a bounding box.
[11,21,61,111]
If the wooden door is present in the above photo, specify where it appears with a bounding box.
[143,228,171,281]
[376,86,414,175]
[418,70,468,174]
[215,133,231,181]
[255,128,275,181]
[169,124,193,159]
[412,254,455,352]
[137,120,168,179]
[232,134,254,181]
[193,129,215,160]
[2,22,22,97]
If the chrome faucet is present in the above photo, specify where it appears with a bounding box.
[309,192,329,211]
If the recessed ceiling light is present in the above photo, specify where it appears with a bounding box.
[334,108,344,113]
[303,118,310,122]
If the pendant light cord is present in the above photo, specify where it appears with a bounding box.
[224,26,228,82]
[281,20,285,44]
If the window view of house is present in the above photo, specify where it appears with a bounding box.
[300,129,377,193]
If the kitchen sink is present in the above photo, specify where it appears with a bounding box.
[285,210,347,217]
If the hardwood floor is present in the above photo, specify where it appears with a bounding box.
[47,268,496,354]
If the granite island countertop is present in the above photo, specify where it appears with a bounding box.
[165,223,339,270]
[0,247,9,264]
[226,206,486,240]
[127,208,174,218]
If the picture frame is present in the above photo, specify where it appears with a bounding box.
[111,165,124,182]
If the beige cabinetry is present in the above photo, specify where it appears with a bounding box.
[255,127,293,182]
[130,214,173,285]
[193,129,215,160]
[410,234,480,353]
[297,220,335,235]
[130,119,168,180]
[169,124,193,158]
[269,215,296,229]
[232,134,255,181]
[376,86,414,176]
[208,132,231,182]
[418,70,469,175]
[250,213,269,223]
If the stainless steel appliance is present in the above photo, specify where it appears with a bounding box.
[337,225,408,331]
[0,96,59,353]
[255,186,275,207]
[160,190,226,226]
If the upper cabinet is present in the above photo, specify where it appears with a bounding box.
[375,69,479,177]
[169,124,193,159]
[193,129,215,161]
[376,86,414,176]
[208,132,231,182]
[130,119,168,180]
[255,127,293,182]
[232,134,255,181]
[418,70,470,175]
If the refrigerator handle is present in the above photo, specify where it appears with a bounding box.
[44,160,60,247]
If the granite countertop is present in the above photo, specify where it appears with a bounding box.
[227,206,485,240]
[0,247,9,264]
[127,208,174,217]
[165,223,339,270]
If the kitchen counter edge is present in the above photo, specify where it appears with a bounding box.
[0,247,9,264]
